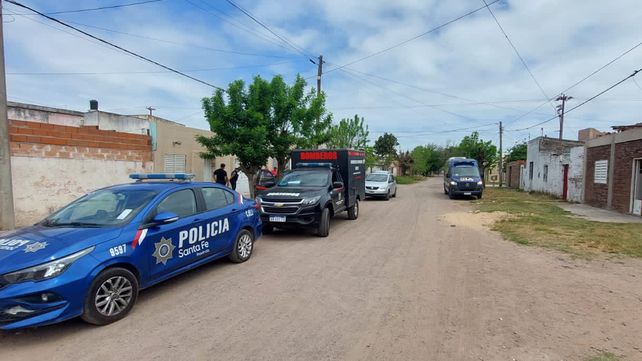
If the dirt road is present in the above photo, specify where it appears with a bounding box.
[2,178,641,360]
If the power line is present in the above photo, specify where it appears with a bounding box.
[6,0,225,91]
[12,0,163,15]
[508,68,642,132]
[481,0,555,113]
[7,61,293,75]
[323,0,501,75]
[224,0,315,61]
[62,19,294,59]
[503,40,642,126]
[183,0,292,52]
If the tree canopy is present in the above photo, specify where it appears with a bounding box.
[326,114,369,149]
[506,142,527,162]
[456,131,498,180]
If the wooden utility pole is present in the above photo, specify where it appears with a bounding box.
[316,54,323,97]
[0,0,15,230]
[555,94,572,140]
[498,121,503,188]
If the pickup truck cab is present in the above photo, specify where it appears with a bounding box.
[257,149,365,237]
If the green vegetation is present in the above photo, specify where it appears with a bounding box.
[476,188,642,258]
[506,142,527,162]
[396,175,423,185]
[585,352,623,361]
[326,114,369,149]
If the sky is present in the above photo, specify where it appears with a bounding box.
[3,0,642,151]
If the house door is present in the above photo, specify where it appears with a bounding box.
[633,159,642,216]
[562,164,569,200]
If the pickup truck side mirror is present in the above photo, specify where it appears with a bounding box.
[332,181,344,189]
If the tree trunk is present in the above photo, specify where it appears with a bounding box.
[241,166,259,199]
[277,155,288,178]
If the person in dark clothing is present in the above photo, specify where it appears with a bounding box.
[213,163,228,186]
[229,167,240,190]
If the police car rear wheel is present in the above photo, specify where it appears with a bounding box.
[82,267,139,326]
[229,229,254,263]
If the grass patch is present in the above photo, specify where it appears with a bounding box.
[585,352,623,361]
[396,175,424,184]
[475,188,642,258]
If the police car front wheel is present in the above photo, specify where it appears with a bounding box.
[82,267,139,326]
[229,229,254,263]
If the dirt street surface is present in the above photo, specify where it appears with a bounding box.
[2,178,641,361]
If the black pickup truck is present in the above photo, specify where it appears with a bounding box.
[257,149,366,237]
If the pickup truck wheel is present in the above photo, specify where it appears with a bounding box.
[477,193,483,200]
[317,207,330,237]
[347,199,359,220]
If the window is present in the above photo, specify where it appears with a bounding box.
[156,189,196,218]
[594,160,608,184]
[529,162,534,180]
[163,154,186,173]
[543,165,548,182]
[202,187,233,211]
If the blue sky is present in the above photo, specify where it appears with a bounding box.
[4,0,642,151]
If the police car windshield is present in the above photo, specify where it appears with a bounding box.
[366,174,388,182]
[278,170,329,187]
[452,166,480,177]
[42,189,158,227]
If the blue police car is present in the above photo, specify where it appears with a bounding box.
[0,173,262,330]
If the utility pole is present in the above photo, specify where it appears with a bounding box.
[498,121,503,188]
[316,54,323,97]
[0,0,15,230]
[555,94,573,140]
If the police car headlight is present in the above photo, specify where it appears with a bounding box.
[450,181,457,186]
[477,181,484,185]
[1,247,94,284]
[302,195,321,205]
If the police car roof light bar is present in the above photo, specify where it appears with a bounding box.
[129,173,195,181]
[295,162,333,168]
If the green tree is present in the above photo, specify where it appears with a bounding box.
[268,75,332,175]
[456,131,497,182]
[373,132,399,168]
[397,150,413,176]
[197,77,272,198]
[411,144,445,176]
[506,142,527,162]
[327,114,370,149]
[364,146,377,171]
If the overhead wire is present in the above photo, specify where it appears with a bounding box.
[6,0,226,91]
[480,0,556,114]
[10,0,163,15]
[322,0,501,76]
[224,0,316,61]
[507,68,642,132]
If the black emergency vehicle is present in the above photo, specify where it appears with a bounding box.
[257,149,366,237]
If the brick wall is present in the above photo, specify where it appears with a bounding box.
[612,139,642,213]
[506,160,525,188]
[9,120,151,162]
[585,145,610,208]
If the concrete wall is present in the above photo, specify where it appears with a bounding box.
[9,118,153,226]
[585,144,611,209]
[84,111,150,135]
[11,157,151,226]
[8,102,84,127]
[523,137,584,200]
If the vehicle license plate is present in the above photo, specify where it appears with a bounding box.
[269,216,287,222]
[464,192,472,196]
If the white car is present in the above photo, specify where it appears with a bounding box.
[365,172,397,200]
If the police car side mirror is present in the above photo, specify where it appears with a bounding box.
[152,212,179,226]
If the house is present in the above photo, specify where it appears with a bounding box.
[522,137,584,202]
[505,160,525,189]
[584,123,642,216]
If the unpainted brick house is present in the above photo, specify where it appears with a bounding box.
[522,137,585,202]
[505,160,525,189]
[584,124,642,216]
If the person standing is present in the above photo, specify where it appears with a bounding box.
[229,167,240,190]
[213,163,228,186]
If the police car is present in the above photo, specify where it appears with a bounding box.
[0,173,262,330]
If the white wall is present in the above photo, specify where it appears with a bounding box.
[523,138,584,201]
[11,157,153,226]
